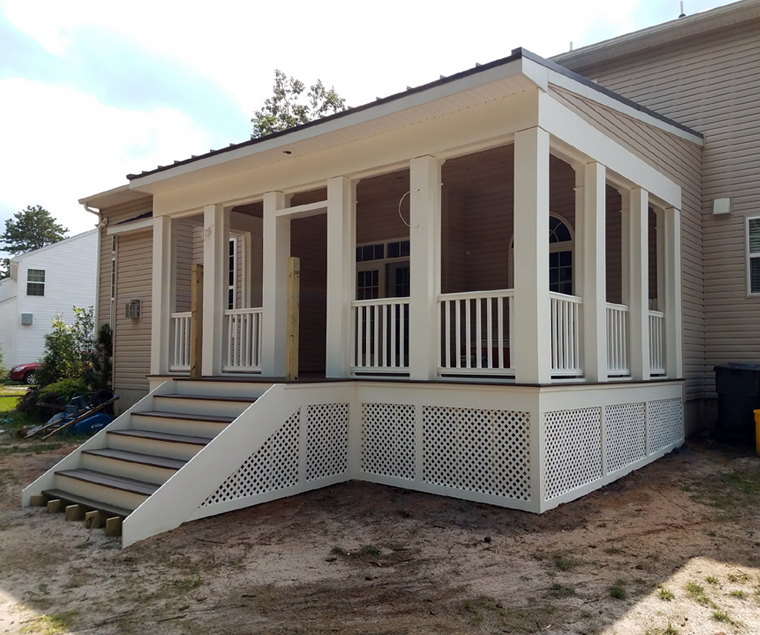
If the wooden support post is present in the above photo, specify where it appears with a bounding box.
[30,494,46,507]
[105,516,123,537]
[46,499,63,513]
[65,504,86,522]
[286,257,300,381]
[190,263,204,378]
[84,510,108,529]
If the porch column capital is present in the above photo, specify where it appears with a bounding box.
[627,187,650,381]
[262,191,289,377]
[580,161,608,382]
[202,204,228,376]
[326,176,355,378]
[150,215,173,375]
[513,126,551,384]
[409,155,442,380]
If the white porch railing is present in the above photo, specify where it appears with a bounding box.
[649,310,665,375]
[170,312,192,372]
[352,298,410,373]
[224,307,263,373]
[550,292,582,376]
[437,289,514,375]
[606,303,630,377]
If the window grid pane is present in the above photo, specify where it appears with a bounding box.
[27,269,45,282]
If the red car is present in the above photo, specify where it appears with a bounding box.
[9,362,40,385]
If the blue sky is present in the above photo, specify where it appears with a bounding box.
[0,0,734,254]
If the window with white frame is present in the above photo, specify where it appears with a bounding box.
[749,217,760,295]
[355,238,410,299]
[26,269,45,296]
[228,237,236,309]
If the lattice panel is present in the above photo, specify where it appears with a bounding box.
[648,398,683,454]
[200,411,300,507]
[306,403,349,481]
[605,402,646,474]
[361,403,416,480]
[422,407,531,501]
[545,407,602,501]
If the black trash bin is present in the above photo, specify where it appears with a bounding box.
[714,362,760,445]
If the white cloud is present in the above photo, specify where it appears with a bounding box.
[0,78,212,236]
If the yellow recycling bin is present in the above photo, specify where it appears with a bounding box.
[755,410,760,456]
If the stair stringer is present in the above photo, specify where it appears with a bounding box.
[21,380,178,506]
[121,382,355,547]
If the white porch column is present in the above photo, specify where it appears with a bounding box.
[326,176,356,378]
[663,206,683,378]
[514,127,551,384]
[627,188,650,381]
[202,204,228,376]
[150,215,173,375]
[262,192,289,377]
[409,155,441,380]
[580,161,608,382]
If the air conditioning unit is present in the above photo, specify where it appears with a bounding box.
[125,299,141,320]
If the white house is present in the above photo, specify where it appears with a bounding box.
[0,230,98,370]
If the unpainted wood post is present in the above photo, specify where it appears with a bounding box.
[286,257,300,381]
[190,263,204,379]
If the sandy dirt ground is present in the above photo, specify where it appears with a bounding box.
[0,438,759,635]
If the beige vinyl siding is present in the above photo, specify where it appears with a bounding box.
[547,85,704,400]
[97,197,152,327]
[114,229,153,391]
[559,16,760,397]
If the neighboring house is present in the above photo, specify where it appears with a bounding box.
[24,1,759,547]
[0,230,97,369]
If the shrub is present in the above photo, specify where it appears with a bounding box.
[37,307,94,386]
[39,378,90,401]
[82,323,112,390]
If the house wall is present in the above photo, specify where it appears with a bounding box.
[0,296,17,369]
[555,16,760,406]
[546,85,705,404]
[4,231,98,368]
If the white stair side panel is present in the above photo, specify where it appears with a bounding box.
[122,383,355,547]
[21,379,178,506]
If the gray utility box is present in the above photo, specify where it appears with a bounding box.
[714,362,760,445]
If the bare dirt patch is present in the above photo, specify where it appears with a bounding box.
[1,440,759,634]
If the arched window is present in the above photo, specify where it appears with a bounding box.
[508,214,574,294]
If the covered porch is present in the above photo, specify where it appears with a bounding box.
[150,112,682,389]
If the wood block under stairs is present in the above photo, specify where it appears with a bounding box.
[42,488,133,519]
[107,429,212,460]
[56,468,159,511]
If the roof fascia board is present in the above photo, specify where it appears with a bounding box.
[79,184,148,209]
[128,57,528,190]
[538,91,681,209]
[106,218,154,235]
[551,0,760,69]
[522,58,703,146]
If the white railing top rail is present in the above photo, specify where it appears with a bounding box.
[224,307,263,315]
[171,311,191,318]
[606,302,628,311]
[438,288,514,301]
[549,292,582,304]
[649,309,664,318]
[352,297,411,307]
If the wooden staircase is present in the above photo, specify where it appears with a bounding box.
[30,380,269,537]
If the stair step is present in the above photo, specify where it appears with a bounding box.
[57,469,159,497]
[82,448,187,471]
[108,429,213,446]
[157,394,256,404]
[134,410,235,424]
[42,488,133,519]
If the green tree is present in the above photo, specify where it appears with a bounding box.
[37,307,94,386]
[0,205,68,278]
[251,70,347,139]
